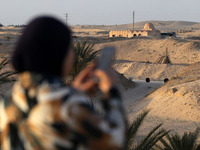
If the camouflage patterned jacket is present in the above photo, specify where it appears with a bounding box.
[0,72,126,150]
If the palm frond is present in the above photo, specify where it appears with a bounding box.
[127,110,149,149]
[133,124,169,150]
[0,57,16,85]
[0,58,9,70]
[127,110,171,150]
[157,128,200,150]
[69,41,100,79]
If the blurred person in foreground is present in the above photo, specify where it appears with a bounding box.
[0,16,126,150]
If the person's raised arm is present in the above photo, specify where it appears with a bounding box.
[61,65,126,150]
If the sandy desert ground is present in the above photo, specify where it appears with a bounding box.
[1,20,200,139]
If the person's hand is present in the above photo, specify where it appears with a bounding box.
[72,63,97,93]
[94,69,114,95]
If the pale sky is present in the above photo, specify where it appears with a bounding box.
[0,0,200,26]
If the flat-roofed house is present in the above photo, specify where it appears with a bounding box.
[109,23,161,38]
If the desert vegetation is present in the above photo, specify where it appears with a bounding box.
[66,41,100,83]
[0,57,15,98]
[128,111,169,150]
[0,57,15,84]
[156,128,200,150]
[127,110,200,150]
[156,49,171,64]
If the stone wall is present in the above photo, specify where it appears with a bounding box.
[109,30,161,38]
[130,30,148,38]
[109,30,132,38]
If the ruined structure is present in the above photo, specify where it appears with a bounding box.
[109,23,161,38]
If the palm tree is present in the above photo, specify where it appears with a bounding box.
[68,41,100,81]
[155,128,200,150]
[0,57,16,84]
[128,110,169,150]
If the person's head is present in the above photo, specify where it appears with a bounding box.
[12,16,74,77]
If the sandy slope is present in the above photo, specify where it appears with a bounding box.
[146,80,200,122]
[114,62,188,81]
[123,80,199,137]
[95,38,200,64]
[138,63,200,122]
[94,38,200,81]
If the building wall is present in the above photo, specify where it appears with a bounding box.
[109,30,161,38]
[129,30,149,38]
[109,30,132,37]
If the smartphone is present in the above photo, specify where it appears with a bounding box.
[97,47,115,71]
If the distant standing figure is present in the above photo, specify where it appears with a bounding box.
[0,16,126,150]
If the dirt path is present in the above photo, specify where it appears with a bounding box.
[123,80,163,104]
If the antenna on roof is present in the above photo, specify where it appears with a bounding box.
[133,11,135,31]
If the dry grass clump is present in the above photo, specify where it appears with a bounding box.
[156,48,171,64]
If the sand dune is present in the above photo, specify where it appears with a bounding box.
[114,62,187,81]
[94,37,200,81]
[95,38,200,65]
[141,63,200,122]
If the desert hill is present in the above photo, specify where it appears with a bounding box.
[94,38,200,81]
[141,63,200,122]
[95,38,200,64]
[114,62,188,81]
[124,21,200,31]
[72,21,200,32]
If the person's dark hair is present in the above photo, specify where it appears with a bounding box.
[12,16,72,77]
